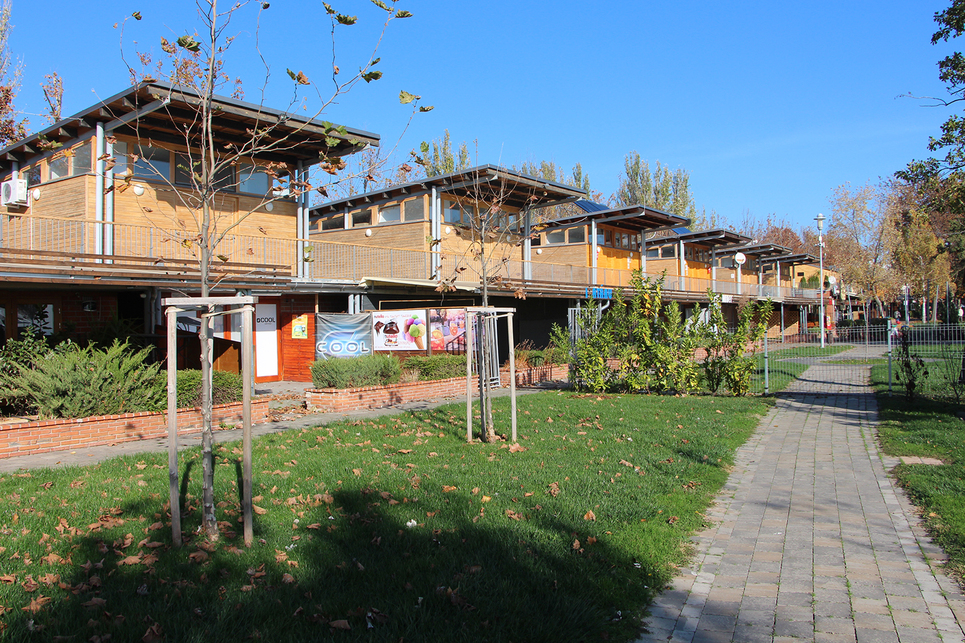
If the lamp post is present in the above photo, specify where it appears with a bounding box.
[815,213,826,348]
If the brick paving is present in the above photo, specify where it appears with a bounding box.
[637,347,965,643]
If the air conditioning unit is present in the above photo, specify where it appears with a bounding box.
[1,179,28,207]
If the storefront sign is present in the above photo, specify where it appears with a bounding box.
[372,309,428,351]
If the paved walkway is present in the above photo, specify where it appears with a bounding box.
[638,348,965,642]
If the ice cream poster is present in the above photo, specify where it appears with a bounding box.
[428,308,466,354]
[371,309,428,351]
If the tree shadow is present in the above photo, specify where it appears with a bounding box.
[0,475,659,642]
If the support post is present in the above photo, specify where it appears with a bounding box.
[242,304,254,546]
[507,312,517,443]
[166,307,182,547]
[466,311,474,442]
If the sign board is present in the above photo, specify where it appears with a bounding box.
[372,309,428,351]
[429,308,466,354]
[315,313,373,359]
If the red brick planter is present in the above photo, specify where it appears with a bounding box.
[0,399,270,460]
[306,364,570,413]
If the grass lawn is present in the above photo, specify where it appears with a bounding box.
[749,344,851,394]
[870,361,965,581]
[0,391,769,643]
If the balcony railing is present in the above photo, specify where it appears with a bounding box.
[0,214,820,302]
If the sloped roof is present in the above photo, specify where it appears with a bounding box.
[539,200,689,233]
[311,165,586,217]
[0,81,379,174]
[655,228,752,248]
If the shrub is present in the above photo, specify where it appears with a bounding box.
[403,354,467,381]
[174,369,244,408]
[310,354,402,389]
[0,330,66,414]
[0,340,164,419]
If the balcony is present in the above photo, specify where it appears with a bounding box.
[0,214,820,303]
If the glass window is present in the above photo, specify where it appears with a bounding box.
[444,203,462,225]
[378,204,401,224]
[112,141,128,175]
[174,153,234,191]
[404,198,424,221]
[320,214,344,231]
[132,145,171,181]
[596,230,605,246]
[71,142,92,176]
[24,165,40,186]
[48,155,69,180]
[352,208,372,227]
[604,230,613,247]
[646,247,660,258]
[17,303,54,337]
[568,226,585,244]
[545,230,565,244]
[238,163,270,195]
[662,245,677,258]
[621,233,629,249]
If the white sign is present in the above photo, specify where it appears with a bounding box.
[733,252,746,266]
[255,303,278,377]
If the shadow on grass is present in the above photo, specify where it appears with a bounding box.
[1,473,657,642]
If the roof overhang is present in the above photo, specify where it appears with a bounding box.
[361,276,478,292]
[759,252,818,266]
[537,204,690,234]
[657,228,752,248]
[0,81,379,174]
[736,242,793,259]
[310,164,586,218]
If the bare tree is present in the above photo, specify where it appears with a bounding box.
[0,0,25,146]
[116,0,424,538]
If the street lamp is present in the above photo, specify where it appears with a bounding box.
[815,213,826,348]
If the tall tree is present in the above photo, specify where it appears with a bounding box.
[418,129,470,177]
[613,152,698,222]
[899,0,965,285]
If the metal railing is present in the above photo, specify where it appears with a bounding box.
[0,213,822,302]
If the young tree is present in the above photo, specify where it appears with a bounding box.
[118,0,424,538]
[613,152,698,222]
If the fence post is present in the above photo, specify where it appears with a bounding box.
[887,318,893,393]
[763,330,769,395]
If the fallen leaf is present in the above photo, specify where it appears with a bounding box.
[82,597,107,608]
[22,595,52,613]
[508,443,527,453]
[442,485,457,493]
[281,573,295,584]
[584,510,596,521]
[142,622,164,643]
[329,619,351,630]
[252,505,268,515]
[188,550,208,564]
[572,539,581,550]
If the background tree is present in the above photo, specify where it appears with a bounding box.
[825,181,901,317]
[418,129,470,177]
[892,207,952,321]
[613,151,698,223]
[0,0,25,146]
[40,71,62,124]
[118,0,423,538]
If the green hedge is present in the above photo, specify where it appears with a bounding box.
[175,369,244,408]
[403,354,467,381]
[310,354,402,389]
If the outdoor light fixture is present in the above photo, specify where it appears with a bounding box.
[815,213,826,348]
[132,184,145,196]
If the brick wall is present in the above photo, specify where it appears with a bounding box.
[306,364,570,413]
[0,399,270,460]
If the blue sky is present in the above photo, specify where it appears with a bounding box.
[9,0,960,232]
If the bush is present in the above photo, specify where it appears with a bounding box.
[0,340,164,419]
[310,354,402,389]
[403,354,467,380]
[175,369,244,408]
[0,331,67,414]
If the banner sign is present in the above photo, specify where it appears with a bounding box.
[372,309,428,351]
[315,313,373,359]
[429,308,466,354]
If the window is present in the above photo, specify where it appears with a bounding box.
[568,227,585,244]
[378,204,401,224]
[24,165,40,186]
[604,230,613,247]
[238,163,271,195]
[444,202,462,225]
[404,198,424,221]
[596,230,605,246]
[646,247,660,258]
[175,153,234,191]
[351,208,372,227]
[320,214,344,231]
[48,155,69,180]
[132,145,171,181]
[17,303,54,337]
[73,142,92,175]
[545,230,565,244]
[112,141,128,175]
